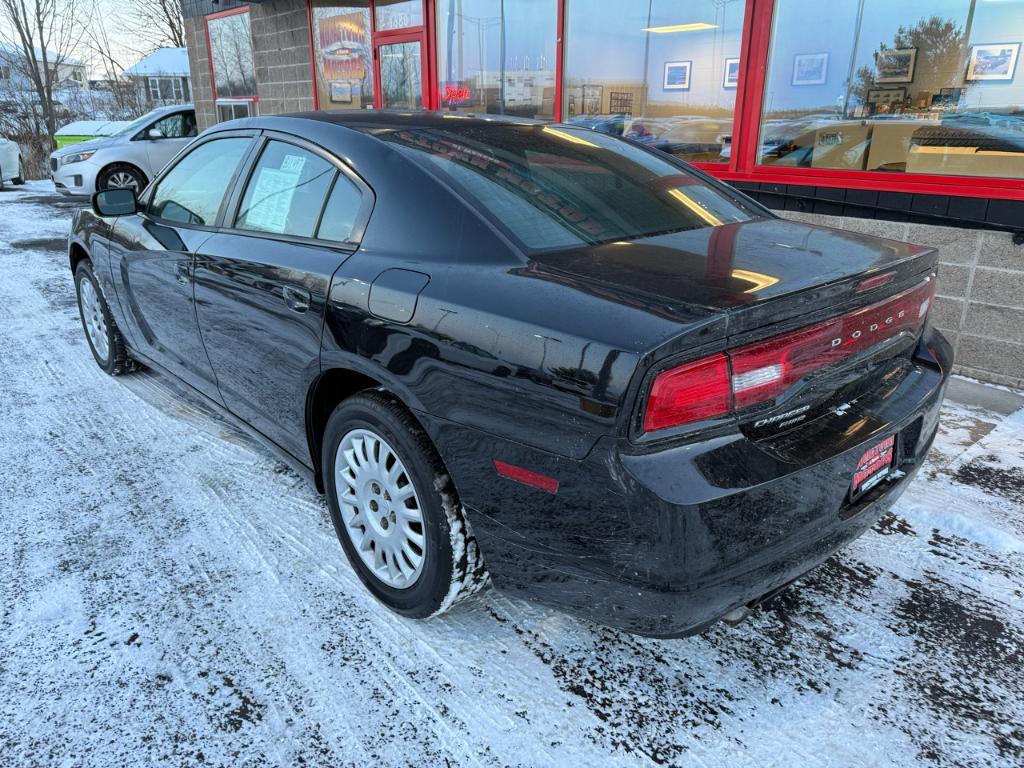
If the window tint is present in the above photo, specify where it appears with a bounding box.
[149,137,251,226]
[382,124,755,252]
[317,175,362,243]
[236,141,336,238]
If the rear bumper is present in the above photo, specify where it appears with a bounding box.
[424,328,953,637]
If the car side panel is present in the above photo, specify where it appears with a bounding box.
[0,139,17,181]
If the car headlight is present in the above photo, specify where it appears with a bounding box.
[61,151,95,166]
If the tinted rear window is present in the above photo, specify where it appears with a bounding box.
[378,123,757,252]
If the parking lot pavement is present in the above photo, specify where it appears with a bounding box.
[1,181,1022,768]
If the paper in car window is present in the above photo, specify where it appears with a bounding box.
[243,155,305,233]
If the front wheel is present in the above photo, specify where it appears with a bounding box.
[74,260,136,375]
[322,391,488,618]
[97,164,146,192]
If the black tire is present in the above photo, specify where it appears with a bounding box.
[96,163,146,193]
[12,158,25,185]
[322,391,488,618]
[74,259,137,376]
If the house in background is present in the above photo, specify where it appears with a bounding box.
[122,48,192,106]
[0,42,88,91]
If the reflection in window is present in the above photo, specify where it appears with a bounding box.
[318,176,363,243]
[436,0,557,120]
[207,11,257,99]
[380,41,423,109]
[312,1,375,110]
[562,0,748,164]
[761,0,1024,179]
[375,0,423,31]
[381,124,754,253]
[150,138,252,226]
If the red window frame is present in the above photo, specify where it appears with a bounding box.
[205,6,260,107]
[299,0,1024,203]
[307,0,437,111]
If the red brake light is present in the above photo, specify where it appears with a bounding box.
[644,354,731,432]
[643,276,936,433]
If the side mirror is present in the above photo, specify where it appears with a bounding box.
[147,128,164,140]
[92,188,138,217]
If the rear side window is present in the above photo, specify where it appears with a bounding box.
[149,137,251,226]
[316,176,362,244]
[236,141,336,238]
[381,124,757,252]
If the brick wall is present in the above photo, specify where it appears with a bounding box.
[249,0,315,116]
[182,0,314,133]
[779,211,1024,389]
[183,15,215,131]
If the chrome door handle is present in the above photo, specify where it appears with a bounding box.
[283,285,311,313]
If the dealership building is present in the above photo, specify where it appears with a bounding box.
[179,0,1024,387]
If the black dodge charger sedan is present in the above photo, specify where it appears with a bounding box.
[69,112,952,637]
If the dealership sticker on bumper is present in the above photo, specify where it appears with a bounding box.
[852,434,896,495]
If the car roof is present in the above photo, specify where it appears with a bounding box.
[251,110,544,133]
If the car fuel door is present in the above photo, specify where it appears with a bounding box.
[107,214,222,401]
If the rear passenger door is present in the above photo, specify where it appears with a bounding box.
[193,134,372,463]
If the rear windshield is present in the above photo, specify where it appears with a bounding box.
[377,122,758,252]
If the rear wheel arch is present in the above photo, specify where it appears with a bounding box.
[307,368,387,492]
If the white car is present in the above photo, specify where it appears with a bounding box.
[49,104,197,196]
[0,134,25,189]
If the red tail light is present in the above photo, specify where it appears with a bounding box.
[643,275,936,432]
[644,354,731,432]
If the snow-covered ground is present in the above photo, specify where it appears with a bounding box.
[1,181,1023,768]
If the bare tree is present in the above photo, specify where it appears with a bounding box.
[130,0,185,51]
[0,0,86,142]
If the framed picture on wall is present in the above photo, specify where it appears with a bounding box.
[967,43,1021,81]
[723,58,740,89]
[582,84,603,114]
[792,53,828,86]
[663,61,692,91]
[866,87,906,106]
[875,47,917,83]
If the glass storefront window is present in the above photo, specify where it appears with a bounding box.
[436,0,557,120]
[562,0,748,164]
[380,40,424,109]
[207,11,257,99]
[312,1,375,110]
[375,0,423,31]
[761,0,1024,179]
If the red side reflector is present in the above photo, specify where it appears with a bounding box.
[643,354,732,432]
[493,460,559,494]
[856,271,897,293]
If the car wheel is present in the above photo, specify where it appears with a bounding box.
[97,164,146,192]
[74,260,136,376]
[322,391,488,618]
[13,158,25,185]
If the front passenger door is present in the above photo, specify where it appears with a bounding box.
[108,134,255,400]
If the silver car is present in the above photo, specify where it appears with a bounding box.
[50,104,197,196]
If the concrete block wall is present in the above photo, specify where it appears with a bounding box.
[182,0,314,133]
[249,0,315,117]
[183,15,215,132]
[780,211,1024,389]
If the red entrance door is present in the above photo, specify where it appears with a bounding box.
[370,0,433,109]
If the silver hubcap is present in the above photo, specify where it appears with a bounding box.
[335,428,426,589]
[79,277,110,361]
[107,172,138,190]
